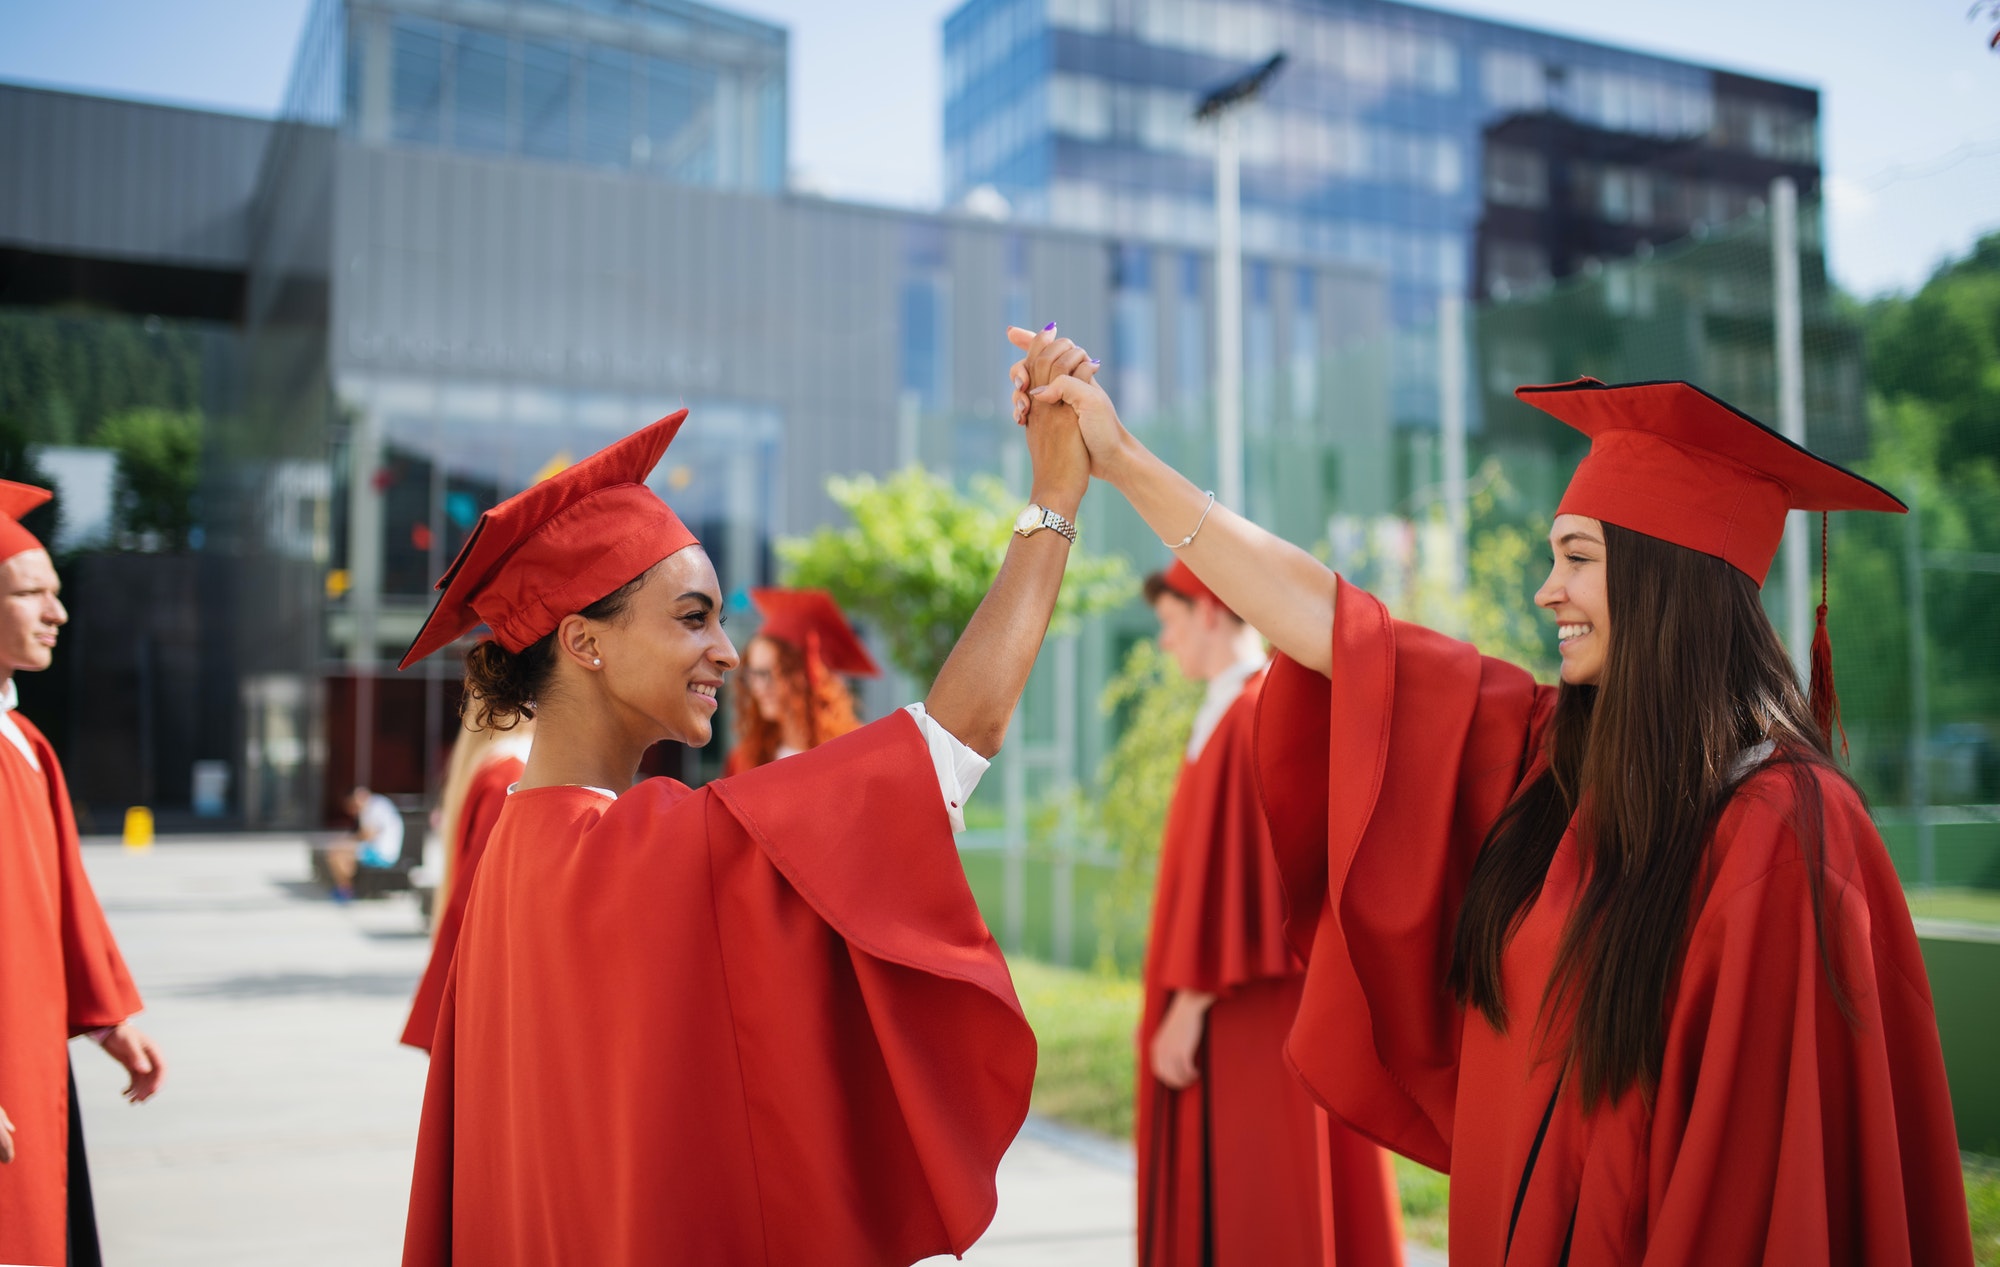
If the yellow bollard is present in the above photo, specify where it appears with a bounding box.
[122,807,154,851]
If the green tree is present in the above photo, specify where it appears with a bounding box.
[1817,232,2000,797]
[94,408,202,551]
[1085,637,1204,973]
[778,466,1133,684]
[0,413,61,549]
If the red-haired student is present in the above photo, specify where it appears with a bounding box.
[0,480,164,1267]
[725,587,879,774]
[1137,559,1402,1267]
[1013,345,1973,1266]
[399,326,1098,1265]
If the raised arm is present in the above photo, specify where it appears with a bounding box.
[1007,327,1337,675]
[924,328,1095,757]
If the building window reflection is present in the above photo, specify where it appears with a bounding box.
[452,27,511,154]
[390,17,445,145]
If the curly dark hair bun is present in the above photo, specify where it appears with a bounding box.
[462,637,553,730]
[457,570,652,730]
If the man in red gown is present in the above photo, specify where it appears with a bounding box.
[1137,560,1402,1267]
[0,481,165,1267]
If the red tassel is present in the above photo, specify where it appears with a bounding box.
[1808,513,1848,760]
[1809,602,1845,759]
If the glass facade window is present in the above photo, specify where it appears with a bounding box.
[341,3,785,194]
[391,17,445,144]
[1245,260,1273,436]
[521,39,575,160]
[1112,244,1157,423]
[900,279,948,411]
[1290,267,1317,428]
[647,56,719,183]
[452,28,511,153]
[1485,145,1548,209]
[1174,252,1205,408]
[584,46,634,166]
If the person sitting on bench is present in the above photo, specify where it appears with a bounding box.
[326,786,404,904]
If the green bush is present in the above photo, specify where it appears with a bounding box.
[779,466,1131,685]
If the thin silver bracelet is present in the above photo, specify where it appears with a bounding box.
[1164,491,1216,550]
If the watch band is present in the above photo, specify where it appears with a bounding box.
[1016,504,1078,544]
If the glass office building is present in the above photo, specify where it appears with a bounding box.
[943,0,1821,422]
[282,0,787,191]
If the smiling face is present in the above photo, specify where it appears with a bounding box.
[583,547,739,747]
[1535,514,1610,686]
[0,548,66,676]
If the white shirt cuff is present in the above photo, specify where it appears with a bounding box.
[903,703,990,834]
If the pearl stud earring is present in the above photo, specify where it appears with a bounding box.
[592,658,602,667]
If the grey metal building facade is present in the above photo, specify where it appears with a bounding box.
[0,0,1387,828]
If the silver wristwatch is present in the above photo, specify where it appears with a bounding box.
[1013,502,1078,544]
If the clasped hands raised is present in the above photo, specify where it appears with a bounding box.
[1006,324,1134,491]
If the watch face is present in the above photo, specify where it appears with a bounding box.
[1015,504,1042,533]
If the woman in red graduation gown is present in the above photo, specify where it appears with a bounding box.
[399,327,1096,1266]
[1136,560,1400,1267]
[399,710,530,1051]
[724,587,878,775]
[1014,348,1974,1266]
[0,481,164,1267]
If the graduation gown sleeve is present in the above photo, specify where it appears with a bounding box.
[1254,577,1552,1170]
[402,711,1034,1267]
[1633,769,1973,1267]
[400,755,522,1051]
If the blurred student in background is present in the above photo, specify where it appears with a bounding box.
[400,705,532,1052]
[725,587,879,774]
[1134,560,1401,1267]
[0,480,164,1267]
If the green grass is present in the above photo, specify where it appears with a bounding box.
[1009,958,1141,1139]
[1006,959,1454,1245]
[1908,886,2000,927]
[1006,956,1998,1257]
[1970,1156,2000,1267]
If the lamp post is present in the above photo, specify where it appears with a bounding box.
[1195,53,1285,513]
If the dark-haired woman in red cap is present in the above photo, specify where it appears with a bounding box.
[1013,339,1974,1266]
[725,588,878,774]
[399,328,1096,1266]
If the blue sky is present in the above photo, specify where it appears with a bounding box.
[1,0,1994,296]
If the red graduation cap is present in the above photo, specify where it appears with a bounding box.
[1519,378,1904,584]
[1153,558,1236,619]
[749,588,881,678]
[0,479,53,566]
[1517,377,1906,749]
[399,412,699,670]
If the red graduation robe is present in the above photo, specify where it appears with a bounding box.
[402,712,1035,1266]
[1137,666,1402,1267]
[401,755,525,1052]
[0,709,142,1265]
[1255,577,1974,1266]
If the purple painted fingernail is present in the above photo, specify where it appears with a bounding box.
[1043,321,1057,331]
[1089,358,1101,366]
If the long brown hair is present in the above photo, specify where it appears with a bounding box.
[1448,523,1853,1108]
[729,634,862,770]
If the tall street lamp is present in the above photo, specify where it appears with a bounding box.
[1195,52,1285,513]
